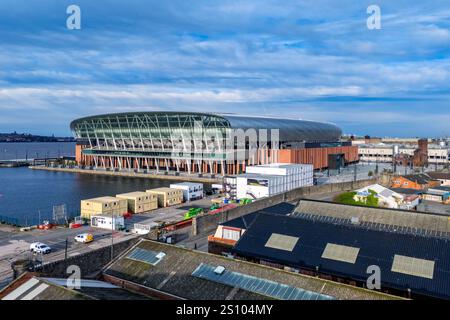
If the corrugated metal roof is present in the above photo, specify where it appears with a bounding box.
[265,233,299,251]
[232,213,450,299]
[293,199,450,233]
[221,202,295,229]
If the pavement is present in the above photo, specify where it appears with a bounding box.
[30,165,220,183]
[0,225,138,289]
[124,195,221,228]
[417,200,450,215]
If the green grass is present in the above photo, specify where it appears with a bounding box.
[334,190,379,207]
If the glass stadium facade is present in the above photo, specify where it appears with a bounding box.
[70,112,357,175]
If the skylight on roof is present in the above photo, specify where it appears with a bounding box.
[126,248,166,266]
[391,254,435,280]
[265,233,299,252]
[321,243,360,264]
[192,263,334,300]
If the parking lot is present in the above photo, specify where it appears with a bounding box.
[0,224,137,289]
[0,194,223,288]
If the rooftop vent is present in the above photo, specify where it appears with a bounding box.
[156,252,166,260]
[214,266,226,275]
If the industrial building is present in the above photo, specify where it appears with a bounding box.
[80,196,128,219]
[234,163,313,199]
[209,199,450,299]
[146,187,183,207]
[116,191,158,214]
[102,239,397,300]
[169,182,204,202]
[422,186,450,204]
[230,212,450,299]
[358,142,449,165]
[427,172,450,186]
[292,199,450,234]
[0,275,150,300]
[70,112,358,175]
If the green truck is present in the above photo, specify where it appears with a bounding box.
[183,208,204,220]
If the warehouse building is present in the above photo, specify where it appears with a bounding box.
[146,187,183,207]
[427,172,450,186]
[116,191,158,214]
[231,212,450,299]
[293,199,450,234]
[102,239,398,300]
[0,275,150,300]
[70,112,358,175]
[422,186,450,204]
[80,196,128,219]
[208,197,447,256]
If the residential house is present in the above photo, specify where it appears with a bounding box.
[354,184,404,209]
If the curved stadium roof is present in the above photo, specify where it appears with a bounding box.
[70,111,342,143]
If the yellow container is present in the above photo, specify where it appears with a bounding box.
[146,188,183,208]
[116,191,158,213]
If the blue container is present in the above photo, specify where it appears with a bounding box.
[223,198,229,204]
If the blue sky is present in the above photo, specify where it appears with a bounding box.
[0,1,449,137]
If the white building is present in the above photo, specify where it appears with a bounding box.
[236,163,313,199]
[354,184,404,209]
[132,222,159,235]
[91,214,125,231]
[169,182,204,202]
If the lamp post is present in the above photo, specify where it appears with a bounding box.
[65,238,68,261]
[111,213,114,261]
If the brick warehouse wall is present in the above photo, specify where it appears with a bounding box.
[192,177,377,236]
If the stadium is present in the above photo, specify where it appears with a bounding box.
[70,112,358,175]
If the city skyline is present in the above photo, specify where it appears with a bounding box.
[0,1,449,137]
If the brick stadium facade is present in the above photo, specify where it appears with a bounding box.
[72,112,358,175]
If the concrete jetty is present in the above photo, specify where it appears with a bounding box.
[29,166,220,183]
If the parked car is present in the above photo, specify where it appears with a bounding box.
[29,242,51,254]
[74,233,94,243]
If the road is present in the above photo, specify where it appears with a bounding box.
[0,225,137,289]
[0,194,221,289]
[124,195,218,228]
